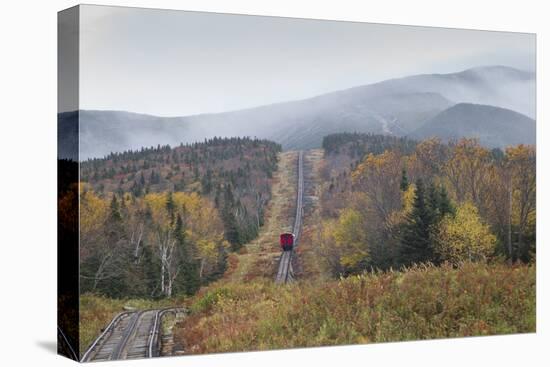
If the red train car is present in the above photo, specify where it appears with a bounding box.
[280,232,295,251]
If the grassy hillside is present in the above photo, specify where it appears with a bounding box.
[174,262,534,354]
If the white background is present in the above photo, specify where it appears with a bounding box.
[0,0,547,366]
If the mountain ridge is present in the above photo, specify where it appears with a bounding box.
[59,65,536,159]
[411,103,535,148]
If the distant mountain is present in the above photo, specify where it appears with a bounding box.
[411,103,536,148]
[354,65,535,118]
[62,65,535,159]
[72,92,452,159]
[78,110,193,159]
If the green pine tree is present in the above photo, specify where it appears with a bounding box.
[400,168,409,191]
[174,214,200,295]
[166,191,175,213]
[166,191,175,226]
[438,186,454,217]
[400,179,436,266]
[109,195,122,222]
[427,182,440,218]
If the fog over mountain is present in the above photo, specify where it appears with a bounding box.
[63,65,536,160]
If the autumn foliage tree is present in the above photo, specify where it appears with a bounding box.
[79,138,277,298]
[144,191,227,297]
[317,208,369,276]
[434,202,497,265]
[79,190,227,298]
[318,134,535,277]
[352,150,403,222]
[506,145,536,261]
[81,137,281,252]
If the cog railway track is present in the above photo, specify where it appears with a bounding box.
[81,308,183,362]
[275,150,304,284]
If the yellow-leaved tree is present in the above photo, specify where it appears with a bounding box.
[317,208,369,276]
[443,139,492,211]
[144,192,226,297]
[434,202,496,265]
[333,208,369,268]
[352,150,404,221]
[79,187,113,290]
[79,185,108,244]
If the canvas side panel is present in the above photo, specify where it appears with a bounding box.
[57,5,80,361]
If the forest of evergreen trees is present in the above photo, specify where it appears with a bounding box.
[81,137,281,248]
[322,132,417,157]
[76,137,281,298]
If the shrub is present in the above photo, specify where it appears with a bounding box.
[175,262,535,354]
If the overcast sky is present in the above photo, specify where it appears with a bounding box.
[77,5,535,117]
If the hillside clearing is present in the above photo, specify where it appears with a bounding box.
[223,151,298,283]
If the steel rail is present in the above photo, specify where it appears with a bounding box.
[83,307,186,361]
[150,307,187,358]
[111,310,143,360]
[147,309,161,358]
[81,311,135,362]
[276,151,304,284]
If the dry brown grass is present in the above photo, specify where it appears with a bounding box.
[175,262,535,355]
[297,149,326,279]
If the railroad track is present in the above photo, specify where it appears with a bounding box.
[81,308,183,362]
[275,150,304,284]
